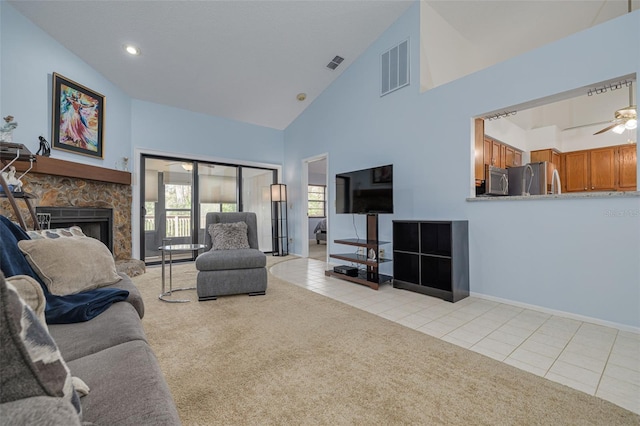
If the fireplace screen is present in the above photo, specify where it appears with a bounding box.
[35,207,113,253]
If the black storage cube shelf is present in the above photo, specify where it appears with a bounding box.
[392,220,469,303]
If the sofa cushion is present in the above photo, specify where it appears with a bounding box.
[6,274,47,328]
[100,273,145,319]
[208,221,250,250]
[0,396,83,426]
[67,340,181,425]
[18,237,122,296]
[0,274,82,417]
[48,301,148,362]
[196,248,266,271]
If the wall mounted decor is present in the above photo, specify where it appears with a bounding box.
[52,73,105,158]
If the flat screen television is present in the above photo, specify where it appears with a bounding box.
[336,164,393,214]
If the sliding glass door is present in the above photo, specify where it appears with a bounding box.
[197,164,238,246]
[143,158,196,263]
[141,155,277,264]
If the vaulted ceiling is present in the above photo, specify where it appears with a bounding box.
[8,0,639,131]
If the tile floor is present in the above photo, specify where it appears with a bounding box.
[271,257,640,415]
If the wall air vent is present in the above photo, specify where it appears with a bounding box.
[381,39,409,96]
[326,55,344,70]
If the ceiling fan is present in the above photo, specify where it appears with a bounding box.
[593,81,637,135]
[593,0,636,136]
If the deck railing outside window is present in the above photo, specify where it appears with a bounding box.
[144,212,191,237]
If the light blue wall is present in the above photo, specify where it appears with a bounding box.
[0,1,284,171]
[285,3,640,328]
[131,100,283,165]
[2,1,285,263]
[0,2,131,168]
[0,1,3,105]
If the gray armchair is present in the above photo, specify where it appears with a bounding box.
[195,212,267,301]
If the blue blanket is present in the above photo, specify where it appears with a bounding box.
[0,215,129,324]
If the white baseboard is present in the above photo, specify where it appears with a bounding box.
[471,291,640,334]
[281,256,640,334]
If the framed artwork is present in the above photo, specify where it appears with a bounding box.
[51,72,105,158]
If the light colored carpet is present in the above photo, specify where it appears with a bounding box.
[133,259,639,425]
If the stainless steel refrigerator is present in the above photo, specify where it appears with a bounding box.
[507,161,559,196]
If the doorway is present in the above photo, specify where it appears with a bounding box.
[303,155,328,261]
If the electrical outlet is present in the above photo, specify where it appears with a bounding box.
[379,248,385,259]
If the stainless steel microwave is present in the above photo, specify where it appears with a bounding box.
[484,165,508,196]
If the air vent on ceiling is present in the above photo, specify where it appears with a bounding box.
[326,55,344,70]
[381,39,409,96]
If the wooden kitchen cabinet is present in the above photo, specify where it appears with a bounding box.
[531,148,561,175]
[474,135,501,184]
[618,144,638,191]
[487,136,521,169]
[483,139,491,168]
[473,120,523,183]
[514,150,522,168]
[531,148,561,164]
[491,140,504,168]
[589,147,616,191]
[474,119,484,186]
[504,146,522,167]
[505,146,515,168]
[563,144,636,192]
[564,151,589,192]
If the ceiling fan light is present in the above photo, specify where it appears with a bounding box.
[624,119,637,130]
[612,124,626,134]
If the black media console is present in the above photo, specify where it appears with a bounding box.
[325,214,392,290]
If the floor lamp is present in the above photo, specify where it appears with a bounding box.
[271,183,288,256]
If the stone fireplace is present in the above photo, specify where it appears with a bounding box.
[0,156,132,261]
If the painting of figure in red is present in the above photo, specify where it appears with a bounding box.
[52,73,104,158]
[59,86,99,151]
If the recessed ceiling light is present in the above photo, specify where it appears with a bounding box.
[124,44,141,56]
[296,93,307,102]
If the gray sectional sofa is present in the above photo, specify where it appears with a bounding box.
[1,273,181,425]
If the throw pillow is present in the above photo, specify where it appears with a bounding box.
[18,237,122,296]
[2,276,91,397]
[209,221,250,250]
[6,275,47,330]
[0,273,82,417]
[27,226,86,240]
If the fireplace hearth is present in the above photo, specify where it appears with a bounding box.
[36,207,113,253]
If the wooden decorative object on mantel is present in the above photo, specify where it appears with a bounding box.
[11,155,131,185]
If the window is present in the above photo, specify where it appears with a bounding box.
[308,185,326,218]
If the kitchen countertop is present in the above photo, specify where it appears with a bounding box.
[467,191,640,201]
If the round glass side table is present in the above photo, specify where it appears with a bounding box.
[158,240,206,303]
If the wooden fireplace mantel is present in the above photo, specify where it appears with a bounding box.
[12,155,131,185]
